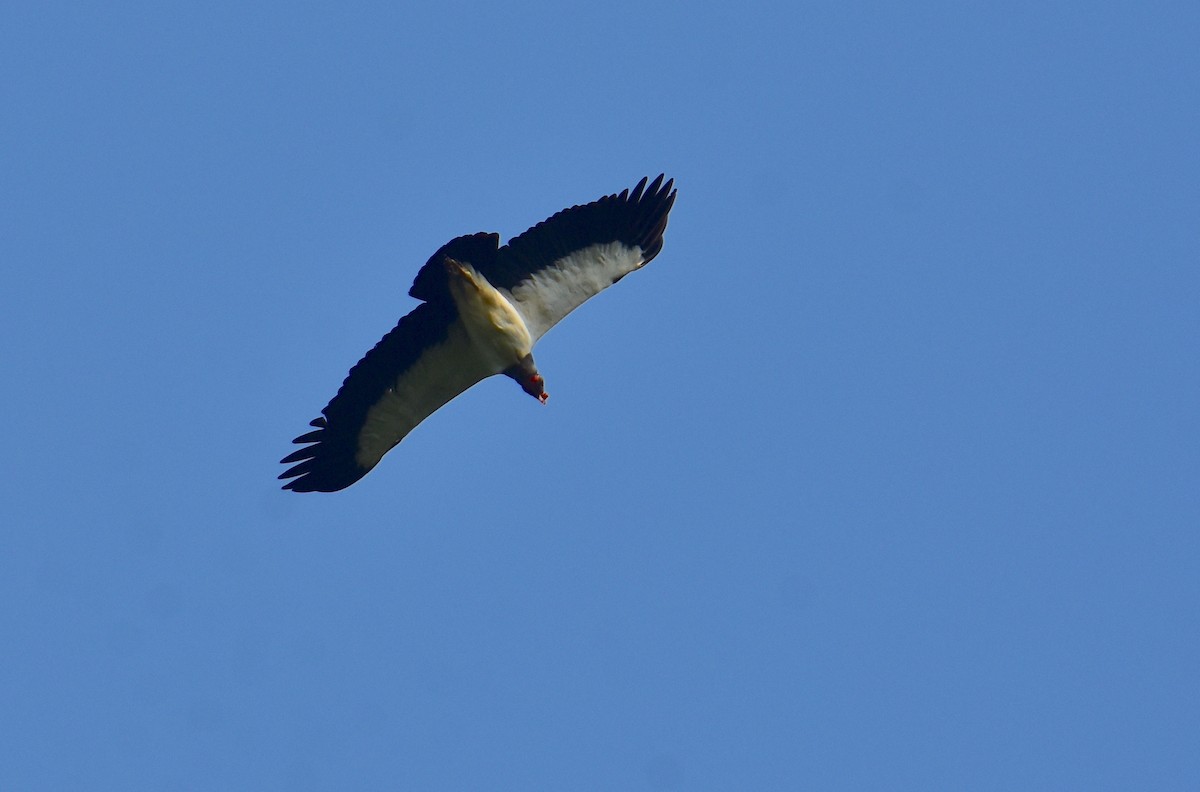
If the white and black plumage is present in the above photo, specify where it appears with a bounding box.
[280,175,677,492]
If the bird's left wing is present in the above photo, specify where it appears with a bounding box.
[279,302,497,492]
[482,175,676,341]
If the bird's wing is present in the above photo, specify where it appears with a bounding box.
[279,302,498,492]
[482,175,676,341]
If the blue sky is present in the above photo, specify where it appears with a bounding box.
[3,1,1197,789]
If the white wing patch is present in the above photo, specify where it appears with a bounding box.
[355,319,499,469]
[507,241,645,341]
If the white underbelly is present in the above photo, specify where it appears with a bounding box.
[449,265,534,369]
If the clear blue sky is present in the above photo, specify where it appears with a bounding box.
[3,2,1197,789]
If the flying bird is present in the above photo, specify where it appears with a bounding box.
[280,174,677,492]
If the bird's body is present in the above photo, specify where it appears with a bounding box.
[445,258,535,376]
[280,175,676,492]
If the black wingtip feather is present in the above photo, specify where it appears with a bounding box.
[280,447,315,465]
[629,176,648,202]
[291,429,323,445]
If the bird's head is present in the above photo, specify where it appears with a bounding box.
[522,373,549,404]
[504,355,549,404]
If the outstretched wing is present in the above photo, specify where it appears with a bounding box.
[483,175,676,341]
[279,302,497,492]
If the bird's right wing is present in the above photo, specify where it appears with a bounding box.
[279,302,498,492]
[484,175,676,342]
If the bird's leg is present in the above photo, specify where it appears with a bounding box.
[504,354,549,404]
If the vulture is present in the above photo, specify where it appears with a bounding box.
[280,174,677,492]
